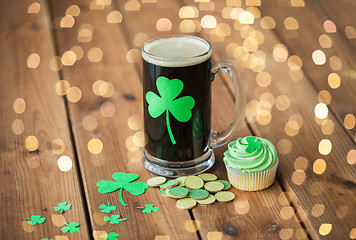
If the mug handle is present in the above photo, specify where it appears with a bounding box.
[209,61,245,148]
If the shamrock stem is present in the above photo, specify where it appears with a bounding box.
[118,188,127,207]
[166,110,176,145]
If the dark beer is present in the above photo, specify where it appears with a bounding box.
[142,36,212,163]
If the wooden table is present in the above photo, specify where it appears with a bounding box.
[1,0,355,239]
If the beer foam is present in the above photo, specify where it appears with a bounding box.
[142,36,212,67]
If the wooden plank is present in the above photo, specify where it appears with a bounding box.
[0,0,90,239]
[259,0,356,140]
[184,0,356,239]
[48,0,200,239]
[115,1,305,239]
[318,0,356,49]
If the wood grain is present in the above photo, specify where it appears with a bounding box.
[115,1,305,239]
[48,0,200,239]
[259,0,356,140]
[183,0,356,239]
[0,0,90,239]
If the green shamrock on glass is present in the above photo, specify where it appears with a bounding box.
[146,76,195,145]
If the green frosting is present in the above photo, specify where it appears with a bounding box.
[223,136,277,173]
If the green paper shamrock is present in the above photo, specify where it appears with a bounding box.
[99,201,117,213]
[61,222,80,233]
[104,215,127,224]
[245,136,262,153]
[54,202,72,214]
[96,172,149,207]
[136,204,159,214]
[146,76,195,145]
[25,215,46,225]
[100,232,120,240]
[41,238,54,240]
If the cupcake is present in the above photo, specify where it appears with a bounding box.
[223,136,278,191]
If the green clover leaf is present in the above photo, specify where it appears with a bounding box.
[136,204,159,214]
[100,232,120,240]
[99,201,117,213]
[96,172,149,207]
[54,202,72,214]
[61,221,80,233]
[104,215,127,224]
[41,238,54,240]
[25,215,46,225]
[146,76,195,145]
[245,136,262,153]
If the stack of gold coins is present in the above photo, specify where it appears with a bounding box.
[146,173,235,210]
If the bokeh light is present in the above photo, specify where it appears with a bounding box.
[280,206,295,220]
[256,71,271,87]
[273,44,288,62]
[321,119,334,135]
[156,18,172,31]
[128,114,143,130]
[291,0,305,7]
[260,16,275,29]
[291,170,306,185]
[287,55,302,70]
[275,95,290,111]
[327,73,341,89]
[256,109,272,125]
[88,138,103,154]
[184,220,200,232]
[133,131,148,147]
[311,204,325,217]
[61,51,76,66]
[66,87,82,103]
[51,214,65,227]
[319,223,332,236]
[51,138,65,154]
[234,197,250,214]
[49,56,63,71]
[13,98,26,114]
[25,135,39,151]
[201,15,217,28]
[100,101,116,118]
[125,0,140,11]
[27,53,40,68]
[344,114,355,129]
[27,2,40,14]
[107,11,123,23]
[345,26,356,39]
[347,149,356,165]
[57,156,73,172]
[126,49,141,63]
[313,159,326,174]
[312,50,326,65]
[310,181,324,196]
[336,205,348,219]
[179,6,199,19]
[87,47,103,62]
[279,228,294,240]
[66,5,80,16]
[318,139,332,155]
[238,11,254,24]
[134,33,149,47]
[284,17,299,30]
[289,69,304,81]
[82,115,98,131]
[318,90,331,105]
[314,103,328,119]
[319,34,332,48]
[329,56,342,70]
[11,119,24,135]
[277,139,292,155]
[294,157,308,170]
[324,20,336,33]
[60,16,75,28]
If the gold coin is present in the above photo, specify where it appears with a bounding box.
[147,176,167,187]
[176,198,197,210]
[198,173,217,182]
[176,176,187,187]
[185,176,204,189]
[215,191,235,202]
[168,187,189,199]
[204,181,225,193]
[196,194,216,205]
[160,179,179,189]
